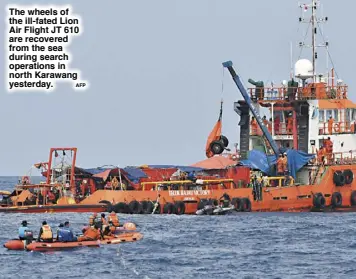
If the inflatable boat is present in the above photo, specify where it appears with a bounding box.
[4,232,143,252]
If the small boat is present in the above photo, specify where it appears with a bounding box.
[196,204,236,215]
[4,232,143,251]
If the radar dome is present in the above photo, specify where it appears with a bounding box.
[294,59,313,79]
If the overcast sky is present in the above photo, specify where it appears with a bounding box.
[0,0,354,175]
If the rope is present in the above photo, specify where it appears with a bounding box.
[297,21,311,60]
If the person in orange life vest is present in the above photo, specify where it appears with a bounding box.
[262,116,268,126]
[317,146,326,165]
[37,221,53,243]
[281,153,288,174]
[286,113,293,134]
[250,116,258,135]
[328,115,334,134]
[78,224,101,242]
[108,211,120,227]
[276,154,284,175]
[324,137,333,163]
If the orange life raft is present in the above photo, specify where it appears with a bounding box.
[4,232,143,252]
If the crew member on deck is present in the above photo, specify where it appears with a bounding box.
[276,154,284,176]
[324,137,333,164]
[268,118,273,134]
[286,113,293,134]
[282,153,288,175]
[251,117,258,135]
[328,115,334,134]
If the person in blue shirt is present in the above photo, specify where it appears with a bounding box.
[58,221,76,242]
[18,220,29,240]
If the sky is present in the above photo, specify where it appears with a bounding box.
[0,0,354,175]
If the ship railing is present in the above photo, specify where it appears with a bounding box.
[248,85,348,102]
[251,122,292,136]
[310,150,356,165]
[140,179,235,191]
[263,176,294,188]
[318,121,356,135]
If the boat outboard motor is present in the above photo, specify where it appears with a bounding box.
[24,230,34,246]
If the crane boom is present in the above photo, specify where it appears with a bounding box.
[222,60,280,156]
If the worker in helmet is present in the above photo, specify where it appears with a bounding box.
[276,154,284,176]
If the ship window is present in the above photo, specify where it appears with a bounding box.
[352,109,356,121]
[319,110,324,123]
[333,109,339,121]
[327,110,332,119]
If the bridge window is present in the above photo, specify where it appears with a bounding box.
[352,109,356,121]
[333,109,339,121]
[319,110,325,123]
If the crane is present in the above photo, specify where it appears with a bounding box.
[222,60,280,156]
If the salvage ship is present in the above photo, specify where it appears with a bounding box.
[2,0,356,214]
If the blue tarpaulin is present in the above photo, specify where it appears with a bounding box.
[240,149,315,178]
[122,167,148,183]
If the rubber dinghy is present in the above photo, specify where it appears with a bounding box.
[196,205,236,215]
[4,232,143,252]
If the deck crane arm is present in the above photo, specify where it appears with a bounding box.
[222,60,280,156]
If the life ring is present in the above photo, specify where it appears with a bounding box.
[333,170,345,186]
[229,154,238,161]
[313,193,325,208]
[21,176,30,185]
[163,202,177,214]
[239,198,251,212]
[334,123,340,133]
[331,192,342,207]
[343,169,354,185]
[174,201,185,215]
[350,191,356,206]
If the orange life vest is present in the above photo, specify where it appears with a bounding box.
[108,213,119,227]
[277,158,284,173]
[41,225,53,240]
[84,227,100,240]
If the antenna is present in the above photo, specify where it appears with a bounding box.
[298,0,328,82]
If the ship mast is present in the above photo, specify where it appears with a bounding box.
[311,0,316,82]
[298,0,328,82]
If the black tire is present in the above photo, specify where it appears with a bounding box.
[331,192,342,207]
[114,202,129,214]
[231,197,241,211]
[99,200,113,212]
[198,199,208,210]
[163,202,177,214]
[175,201,185,215]
[333,170,345,186]
[343,169,354,185]
[313,193,325,208]
[210,140,224,155]
[220,135,229,148]
[140,201,149,214]
[129,200,143,214]
[351,191,356,206]
[207,199,218,206]
[239,198,251,212]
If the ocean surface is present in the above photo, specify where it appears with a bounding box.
[1,176,356,279]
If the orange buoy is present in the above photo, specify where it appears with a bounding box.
[3,239,25,250]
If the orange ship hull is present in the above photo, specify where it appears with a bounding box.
[78,165,356,214]
[0,204,108,214]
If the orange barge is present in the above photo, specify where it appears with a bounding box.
[3,0,356,215]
